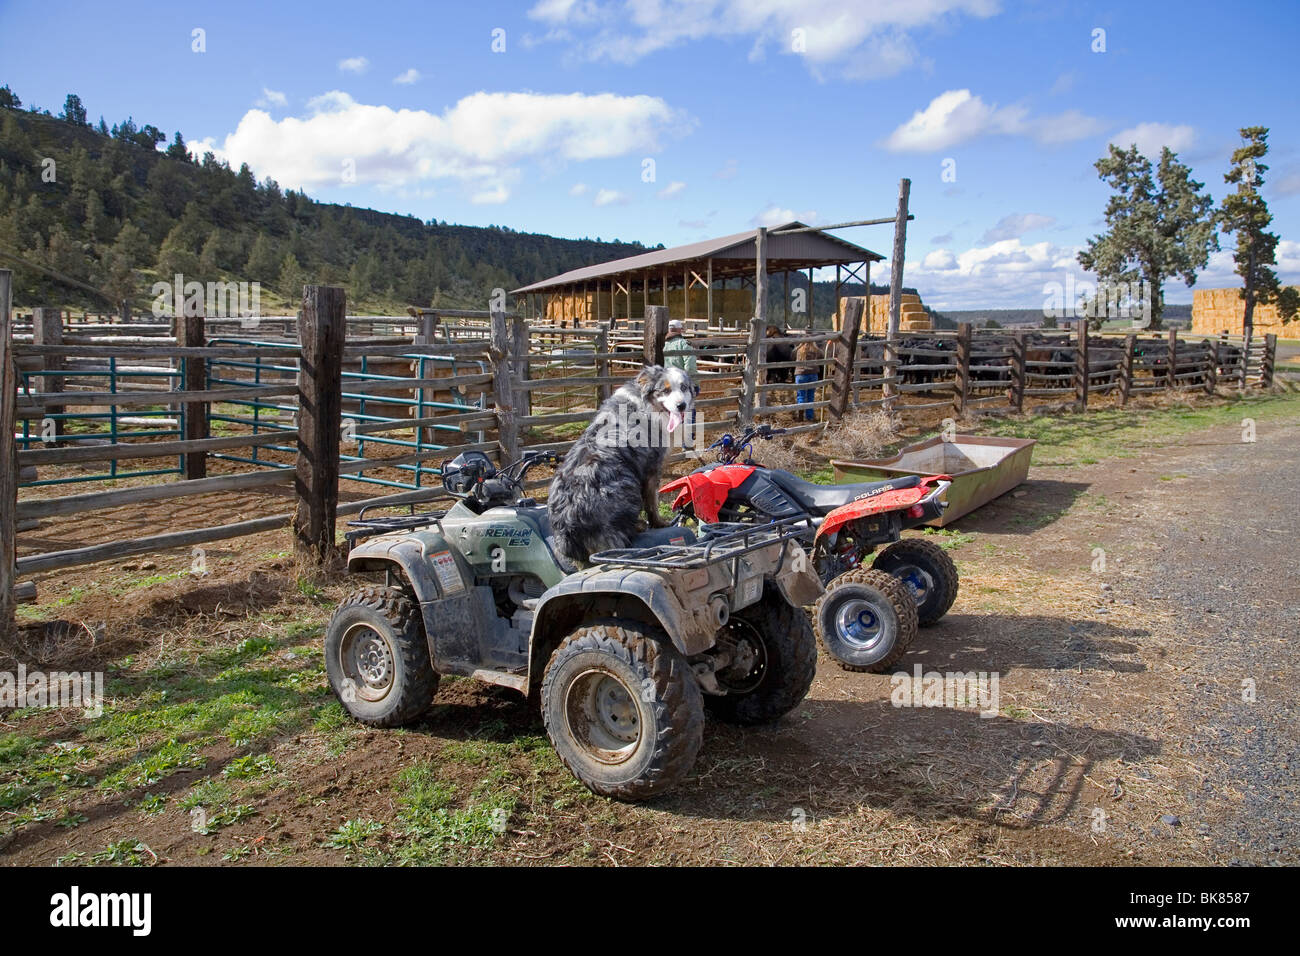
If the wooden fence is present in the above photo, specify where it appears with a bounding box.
[0,275,1281,636]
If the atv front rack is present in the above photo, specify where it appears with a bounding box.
[344,509,447,548]
[588,516,815,571]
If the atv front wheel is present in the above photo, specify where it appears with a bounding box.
[324,586,439,727]
[705,590,817,725]
[813,568,918,672]
[542,620,704,800]
[872,537,959,626]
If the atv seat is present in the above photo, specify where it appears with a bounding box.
[765,469,921,513]
[629,526,697,550]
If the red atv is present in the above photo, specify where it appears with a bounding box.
[661,424,957,671]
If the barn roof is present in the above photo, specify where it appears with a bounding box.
[512,222,882,294]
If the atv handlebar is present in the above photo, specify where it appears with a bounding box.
[709,423,788,463]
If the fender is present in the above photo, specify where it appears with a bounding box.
[815,476,951,542]
[660,464,756,523]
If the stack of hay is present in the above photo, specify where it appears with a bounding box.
[1191,286,1298,336]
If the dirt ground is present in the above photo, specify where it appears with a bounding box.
[2,391,1297,866]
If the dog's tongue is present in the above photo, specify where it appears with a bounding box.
[667,410,683,434]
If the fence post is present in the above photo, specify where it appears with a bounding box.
[32,307,63,441]
[830,296,863,420]
[0,271,16,640]
[294,285,346,566]
[643,305,668,365]
[1205,337,1218,395]
[740,315,763,425]
[1165,327,1177,392]
[1010,332,1027,413]
[595,321,612,404]
[1119,334,1135,406]
[1261,333,1277,388]
[176,314,208,479]
[1240,327,1253,389]
[489,308,520,463]
[1074,320,1089,411]
[954,322,972,417]
[510,315,531,418]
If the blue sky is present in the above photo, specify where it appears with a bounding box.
[2,0,1297,308]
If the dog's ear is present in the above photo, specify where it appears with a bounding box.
[634,366,659,399]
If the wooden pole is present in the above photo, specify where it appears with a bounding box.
[489,308,520,463]
[32,307,63,441]
[887,178,911,340]
[294,285,346,566]
[0,271,16,640]
[1240,327,1253,389]
[1261,333,1277,388]
[1075,320,1090,411]
[740,316,762,425]
[954,321,972,417]
[1010,331,1027,413]
[1166,327,1177,392]
[756,227,769,382]
[643,305,668,365]
[1206,337,1219,395]
[595,322,612,403]
[831,296,863,420]
[511,316,531,418]
[1120,334,1135,406]
[706,259,713,328]
[175,313,208,479]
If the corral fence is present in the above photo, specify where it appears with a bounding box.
[0,273,1280,634]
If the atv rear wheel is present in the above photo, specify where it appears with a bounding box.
[872,537,959,626]
[705,590,817,725]
[541,620,704,801]
[325,586,439,727]
[813,568,918,672]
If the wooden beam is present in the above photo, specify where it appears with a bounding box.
[644,305,669,365]
[887,178,911,340]
[175,313,208,479]
[294,285,346,565]
[489,308,519,462]
[33,306,63,440]
[0,270,15,640]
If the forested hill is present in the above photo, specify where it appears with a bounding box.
[0,87,656,313]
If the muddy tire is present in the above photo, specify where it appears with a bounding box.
[813,568,918,672]
[705,590,817,725]
[873,537,959,626]
[541,620,703,801]
[325,586,438,728]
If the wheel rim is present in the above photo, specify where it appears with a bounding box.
[564,668,641,765]
[717,619,768,694]
[835,598,886,650]
[339,623,396,703]
[891,563,934,607]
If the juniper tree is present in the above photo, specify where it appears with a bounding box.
[1219,127,1298,331]
[1078,144,1218,329]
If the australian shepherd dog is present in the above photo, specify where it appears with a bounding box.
[547,365,695,564]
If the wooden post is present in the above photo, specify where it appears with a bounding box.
[176,314,208,479]
[1166,327,1177,392]
[1074,320,1089,411]
[489,308,519,463]
[706,259,713,328]
[886,178,911,341]
[830,296,863,420]
[643,305,669,365]
[954,322,972,417]
[740,316,763,425]
[755,227,769,388]
[1206,338,1219,395]
[0,271,16,640]
[1240,327,1253,389]
[294,285,346,565]
[1010,332,1027,413]
[1261,333,1277,388]
[595,322,612,404]
[32,307,63,441]
[1120,334,1136,406]
[511,316,531,418]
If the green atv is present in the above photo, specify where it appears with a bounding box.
[324,449,823,801]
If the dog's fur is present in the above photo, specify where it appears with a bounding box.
[547,365,694,564]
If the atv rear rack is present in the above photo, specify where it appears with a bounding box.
[588,516,815,571]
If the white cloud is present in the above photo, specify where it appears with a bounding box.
[905,237,1083,309]
[1109,122,1196,158]
[256,88,288,109]
[594,187,629,206]
[393,68,421,85]
[883,89,1103,152]
[753,205,818,227]
[471,184,510,204]
[569,182,589,196]
[980,212,1056,244]
[339,56,370,74]
[657,180,685,198]
[526,0,1000,79]
[191,90,686,200]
